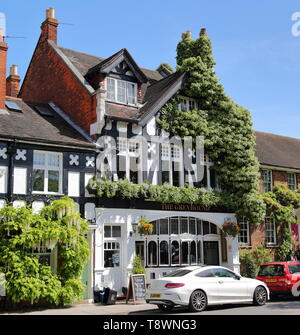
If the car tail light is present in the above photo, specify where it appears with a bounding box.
[165,283,185,288]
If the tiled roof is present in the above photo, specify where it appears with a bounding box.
[255,131,300,170]
[58,46,163,82]
[0,97,95,149]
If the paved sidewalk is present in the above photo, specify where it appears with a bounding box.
[2,301,157,315]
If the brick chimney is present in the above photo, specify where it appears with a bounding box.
[40,7,58,44]
[200,28,207,36]
[0,29,8,111]
[6,65,21,97]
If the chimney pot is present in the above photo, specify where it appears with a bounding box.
[200,28,207,36]
[181,30,192,40]
[41,8,58,44]
[10,64,18,76]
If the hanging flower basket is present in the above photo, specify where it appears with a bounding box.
[222,222,240,238]
[137,218,153,235]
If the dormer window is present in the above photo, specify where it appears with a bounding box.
[106,77,137,106]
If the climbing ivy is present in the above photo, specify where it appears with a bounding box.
[158,29,265,224]
[88,177,235,211]
[0,197,89,306]
[262,184,300,224]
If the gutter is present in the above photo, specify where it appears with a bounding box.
[0,136,98,152]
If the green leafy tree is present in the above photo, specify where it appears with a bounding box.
[158,29,265,224]
[0,197,89,307]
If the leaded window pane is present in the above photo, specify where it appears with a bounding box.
[107,78,115,101]
[117,80,126,103]
[48,170,59,193]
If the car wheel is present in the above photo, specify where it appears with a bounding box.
[189,290,207,312]
[157,304,174,312]
[253,286,267,306]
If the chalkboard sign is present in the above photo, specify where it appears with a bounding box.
[126,274,146,303]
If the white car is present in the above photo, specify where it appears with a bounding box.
[145,266,270,312]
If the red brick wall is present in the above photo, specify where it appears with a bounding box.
[19,22,96,134]
[273,170,288,187]
[249,223,265,248]
[6,75,20,97]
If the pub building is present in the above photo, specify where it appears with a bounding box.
[1,8,299,298]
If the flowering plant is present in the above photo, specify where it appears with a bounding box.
[137,218,153,235]
[222,222,240,237]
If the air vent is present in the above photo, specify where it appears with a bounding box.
[34,105,54,117]
[5,101,22,112]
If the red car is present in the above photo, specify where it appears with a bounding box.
[256,261,300,298]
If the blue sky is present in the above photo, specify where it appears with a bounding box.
[1,1,300,138]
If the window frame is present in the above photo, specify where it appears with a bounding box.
[116,138,142,184]
[32,151,63,195]
[178,97,198,112]
[288,172,297,190]
[262,169,272,193]
[238,218,250,246]
[161,143,183,187]
[265,217,277,247]
[106,77,137,106]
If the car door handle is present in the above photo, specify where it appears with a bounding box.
[218,281,224,284]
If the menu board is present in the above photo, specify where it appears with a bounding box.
[126,274,146,303]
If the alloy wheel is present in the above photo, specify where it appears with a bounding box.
[189,290,207,312]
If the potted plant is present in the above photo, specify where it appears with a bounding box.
[222,221,240,238]
[137,218,153,235]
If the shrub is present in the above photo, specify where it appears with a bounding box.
[132,255,146,275]
[240,246,273,278]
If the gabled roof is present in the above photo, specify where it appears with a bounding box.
[49,43,185,124]
[255,131,300,170]
[57,46,163,82]
[86,48,148,83]
[0,97,96,149]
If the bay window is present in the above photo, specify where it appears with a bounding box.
[33,151,62,194]
[106,77,137,105]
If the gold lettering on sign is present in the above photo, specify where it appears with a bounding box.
[161,203,205,211]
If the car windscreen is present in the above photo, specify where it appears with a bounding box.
[164,269,192,277]
[258,265,285,277]
[288,264,300,274]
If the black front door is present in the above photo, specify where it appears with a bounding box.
[204,241,220,265]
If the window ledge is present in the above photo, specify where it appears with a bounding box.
[32,192,64,196]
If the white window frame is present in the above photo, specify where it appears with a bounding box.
[116,138,142,183]
[288,172,297,190]
[103,225,122,268]
[238,218,250,246]
[32,151,63,195]
[265,217,277,247]
[106,77,137,106]
[161,143,183,187]
[0,166,8,194]
[178,97,198,111]
[262,169,272,193]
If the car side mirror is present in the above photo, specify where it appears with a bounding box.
[235,275,241,280]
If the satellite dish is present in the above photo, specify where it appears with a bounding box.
[0,12,6,36]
